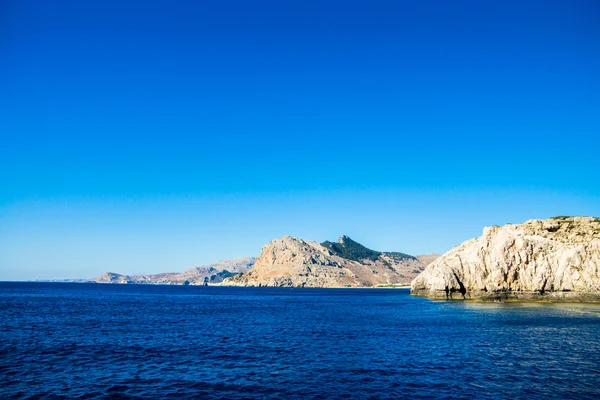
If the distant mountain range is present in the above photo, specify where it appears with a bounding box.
[88,235,438,288]
[93,257,256,285]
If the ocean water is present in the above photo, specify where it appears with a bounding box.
[1,283,599,399]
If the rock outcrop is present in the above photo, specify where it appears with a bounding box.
[224,235,435,287]
[411,216,600,302]
[93,256,255,285]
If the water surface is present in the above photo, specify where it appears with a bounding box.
[1,283,599,399]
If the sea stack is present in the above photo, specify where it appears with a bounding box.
[411,216,600,302]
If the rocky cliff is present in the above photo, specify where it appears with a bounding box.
[93,256,255,285]
[411,216,600,302]
[224,235,436,287]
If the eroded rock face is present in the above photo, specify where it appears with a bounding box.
[224,235,432,287]
[411,217,600,302]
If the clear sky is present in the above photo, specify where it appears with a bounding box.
[1,0,599,281]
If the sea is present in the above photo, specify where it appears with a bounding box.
[1,283,599,399]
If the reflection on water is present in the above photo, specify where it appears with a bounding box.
[462,300,600,317]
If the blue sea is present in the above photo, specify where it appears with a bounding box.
[1,283,599,399]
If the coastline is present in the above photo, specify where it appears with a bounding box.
[410,290,600,304]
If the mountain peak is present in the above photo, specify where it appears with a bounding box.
[337,235,351,244]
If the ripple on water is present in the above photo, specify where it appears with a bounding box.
[0,283,599,399]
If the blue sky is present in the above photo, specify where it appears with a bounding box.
[1,0,599,280]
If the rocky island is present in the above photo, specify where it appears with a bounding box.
[223,235,438,287]
[411,216,600,302]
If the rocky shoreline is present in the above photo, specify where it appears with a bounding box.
[410,216,600,302]
[87,216,600,302]
[410,289,600,303]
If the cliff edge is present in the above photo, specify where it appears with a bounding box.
[411,216,600,302]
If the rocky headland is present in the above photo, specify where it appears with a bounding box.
[224,235,437,288]
[411,216,600,302]
[93,256,256,285]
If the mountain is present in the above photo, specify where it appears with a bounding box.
[411,216,600,302]
[415,254,441,266]
[223,235,438,287]
[93,256,255,285]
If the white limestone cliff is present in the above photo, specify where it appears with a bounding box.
[411,217,600,302]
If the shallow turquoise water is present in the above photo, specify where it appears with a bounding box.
[1,283,599,399]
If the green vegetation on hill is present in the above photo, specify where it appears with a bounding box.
[321,236,381,261]
[215,270,237,280]
[321,235,416,262]
[551,216,572,220]
[551,216,600,222]
[384,251,417,261]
